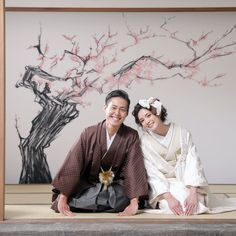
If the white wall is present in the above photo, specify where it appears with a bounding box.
[5,10,236,184]
[4,1,236,184]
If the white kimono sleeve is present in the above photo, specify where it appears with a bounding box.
[141,143,170,208]
[181,128,208,191]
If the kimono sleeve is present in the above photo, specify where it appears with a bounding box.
[122,131,149,200]
[182,128,208,190]
[52,129,88,197]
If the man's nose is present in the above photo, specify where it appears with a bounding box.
[114,109,120,115]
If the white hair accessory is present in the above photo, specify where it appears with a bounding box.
[138,97,162,115]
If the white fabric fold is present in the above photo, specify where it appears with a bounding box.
[138,97,162,115]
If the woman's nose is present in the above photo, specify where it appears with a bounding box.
[144,119,148,127]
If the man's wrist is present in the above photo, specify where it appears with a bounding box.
[59,193,68,201]
[130,197,138,205]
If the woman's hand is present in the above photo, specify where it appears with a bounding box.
[58,194,75,216]
[163,192,184,215]
[118,198,139,216]
[184,187,198,215]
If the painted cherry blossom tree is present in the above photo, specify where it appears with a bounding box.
[15,16,236,183]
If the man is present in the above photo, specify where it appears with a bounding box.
[51,89,148,216]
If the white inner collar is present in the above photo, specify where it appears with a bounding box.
[106,129,117,150]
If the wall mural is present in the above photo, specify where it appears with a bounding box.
[6,12,236,184]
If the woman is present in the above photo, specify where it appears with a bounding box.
[132,97,236,215]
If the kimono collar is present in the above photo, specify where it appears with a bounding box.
[106,129,117,149]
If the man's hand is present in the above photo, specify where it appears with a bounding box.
[118,198,139,216]
[57,194,75,216]
[184,187,198,216]
[163,192,184,215]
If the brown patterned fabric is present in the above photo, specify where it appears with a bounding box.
[51,120,149,210]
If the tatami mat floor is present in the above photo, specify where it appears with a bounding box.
[4,184,236,222]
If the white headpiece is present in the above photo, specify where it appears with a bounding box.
[138,97,162,115]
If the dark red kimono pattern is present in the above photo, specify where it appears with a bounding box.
[51,120,148,211]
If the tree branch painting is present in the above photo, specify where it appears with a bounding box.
[14,13,236,183]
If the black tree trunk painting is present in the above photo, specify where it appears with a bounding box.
[16,66,79,183]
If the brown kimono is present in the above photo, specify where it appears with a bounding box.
[51,120,148,211]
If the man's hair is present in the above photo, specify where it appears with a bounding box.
[105,89,130,112]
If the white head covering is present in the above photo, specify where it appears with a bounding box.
[138,97,162,115]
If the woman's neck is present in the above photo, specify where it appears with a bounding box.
[154,123,170,137]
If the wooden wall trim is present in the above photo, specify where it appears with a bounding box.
[0,0,5,222]
[4,7,236,12]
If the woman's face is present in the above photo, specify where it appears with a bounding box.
[137,108,161,132]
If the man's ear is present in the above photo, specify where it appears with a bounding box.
[103,104,107,112]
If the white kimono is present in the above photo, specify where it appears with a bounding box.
[140,123,236,214]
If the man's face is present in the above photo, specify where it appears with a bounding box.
[104,97,128,129]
